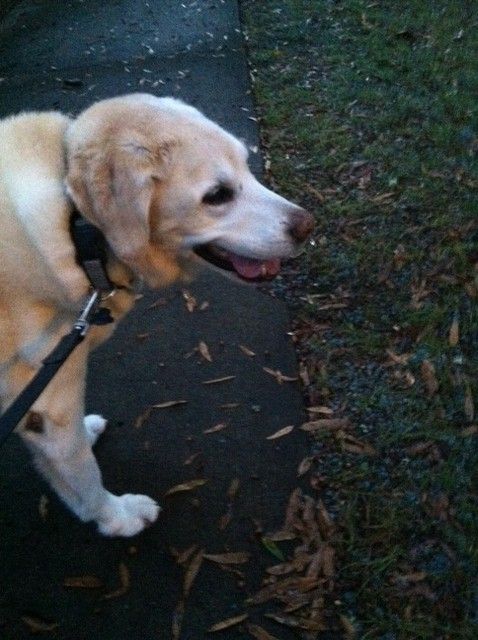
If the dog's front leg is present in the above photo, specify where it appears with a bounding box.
[16,346,160,536]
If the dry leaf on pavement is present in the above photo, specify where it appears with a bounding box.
[21,616,59,633]
[266,425,294,440]
[202,375,235,385]
[263,367,298,384]
[182,290,197,312]
[204,552,250,564]
[239,344,256,357]
[265,611,326,632]
[183,549,204,598]
[227,478,240,499]
[198,341,213,362]
[301,418,350,432]
[63,575,103,589]
[152,400,188,409]
[38,494,49,521]
[203,422,228,434]
[306,405,334,416]
[164,479,208,496]
[297,456,314,476]
[208,613,248,632]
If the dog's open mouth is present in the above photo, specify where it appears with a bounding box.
[193,244,281,281]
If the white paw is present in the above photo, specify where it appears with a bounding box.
[84,414,107,445]
[98,493,161,537]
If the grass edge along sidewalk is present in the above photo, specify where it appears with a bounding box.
[241,1,478,638]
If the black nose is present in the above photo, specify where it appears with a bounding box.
[288,208,315,243]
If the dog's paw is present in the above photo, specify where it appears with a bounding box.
[98,493,161,537]
[84,414,107,445]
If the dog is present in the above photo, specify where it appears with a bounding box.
[0,93,314,536]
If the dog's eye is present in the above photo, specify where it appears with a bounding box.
[202,185,234,206]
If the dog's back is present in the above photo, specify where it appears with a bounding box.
[0,112,88,386]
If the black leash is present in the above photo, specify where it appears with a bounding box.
[0,291,114,447]
[0,211,117,448]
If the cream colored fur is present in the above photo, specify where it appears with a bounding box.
[0,93,311,536]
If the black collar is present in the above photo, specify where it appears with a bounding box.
[70,211,115,293]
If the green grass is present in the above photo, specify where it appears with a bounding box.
[242,0,478,637]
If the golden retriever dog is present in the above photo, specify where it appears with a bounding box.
[0,93,314,536]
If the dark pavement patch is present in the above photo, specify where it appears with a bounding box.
[0,1,308,638]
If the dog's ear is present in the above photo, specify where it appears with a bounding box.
[66,139,181,287]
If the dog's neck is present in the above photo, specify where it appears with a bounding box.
[69,209,138,295]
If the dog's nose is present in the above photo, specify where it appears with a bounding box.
[288,208,315,243]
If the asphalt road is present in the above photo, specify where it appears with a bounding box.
[0,2,308,638]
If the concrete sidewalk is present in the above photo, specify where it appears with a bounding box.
[0,2,307,638]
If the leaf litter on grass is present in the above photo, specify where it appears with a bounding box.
[242,0,478,633]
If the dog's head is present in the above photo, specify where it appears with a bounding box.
[65,94,314,287]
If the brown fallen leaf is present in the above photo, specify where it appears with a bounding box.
[284,487,303,532]
[265,561,296,576]
[208,613,248,632]
[182,290,197,312]
[239,344,256,357]
[464,378,475,421]
[203,422,228,434]
[164,479,208,496]
[21,616,59,633]
[265,529,296,542]
[103,562,130,599]
[390,571,427,585]
[301,418,350,432]
[170,545,198,566]
[420,359,439,397]
[266,425,294,440]
[460,425,478,437]
[317,499,335,539]
[147,297,167,310]
[134,406,152,429]
[297,456,314,476]
[135,400,187,428]
[172,599,185,640]
[183,549,204,598]
[218,512,232,531]
[183,452,201,466]
[63,575,103,589]
[198,341,213,362]
[338,432,377,456]
[227,478,240,500]
[247,624,279,640]
[202,375,235,385]
[306,405,334,416]
[152,400,188,409]
[262,367,298,384]
[449,314,459,346]
[384,349,411,366]
[38,494,49,521]
[248,576,318,605]
[297,361,310,388]
[340,614,357,639]
[204,552,250,565]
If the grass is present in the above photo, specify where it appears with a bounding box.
[241,0,478,638]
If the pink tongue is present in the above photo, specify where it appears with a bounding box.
[229,253,281,280]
